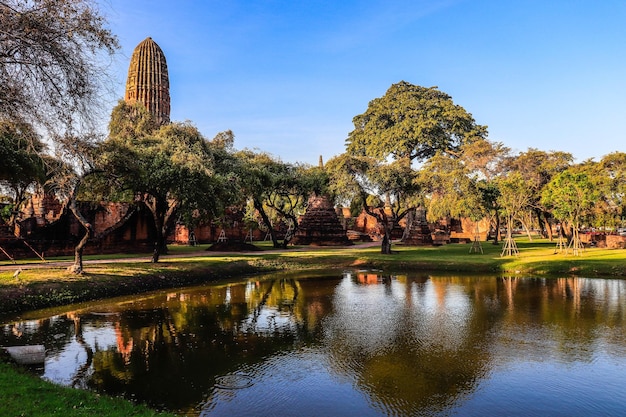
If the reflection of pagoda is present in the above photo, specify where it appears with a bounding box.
[124,37,170,125]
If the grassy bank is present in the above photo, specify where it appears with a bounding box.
[1,238,625,316]
[0,361,177,417]
[0,238,625,417]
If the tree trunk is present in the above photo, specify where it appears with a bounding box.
[534,208,548,239]
[520,217,533,241]
[152,233,163,263]
[151,218,169,263]
[254,199,280,248]
[144,195,177,263]
[7,186,26,234]
[281,218,297,249]
[492,210,501,244]
[380,234,392,254]
[561,221,573,241]
[70,229,90,274]
[542,211,554,241]
[362,203,394,255]
[67,193,92,274]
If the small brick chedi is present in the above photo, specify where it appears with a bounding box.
[292,195,352,246]
[124,37,170,125]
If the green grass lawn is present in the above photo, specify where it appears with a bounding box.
[0,362,177,417]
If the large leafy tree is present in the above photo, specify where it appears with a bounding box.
[102,101,239,262]
[496,173,532,256]
[346,81,487,161]
[1,0,119,267]
[419,152,482,223]
[46,135,100,273]
[0,0,118,134]
[336,81,486,253]
[541,169,600,255]
[459,139,510,243]
[596,152,626,229]
[504,149,572,240]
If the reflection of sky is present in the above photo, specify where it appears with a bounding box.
[418,281,471,350]
[583,278,625,307]
[240,306,298,334]
[454,357,626,416]
[43,323,117,386]
[328,274,472,354]
[203,349,380,417]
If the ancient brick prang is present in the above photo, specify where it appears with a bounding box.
[125,37,170,125]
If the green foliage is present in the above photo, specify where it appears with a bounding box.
[327,154,419,210]
[236,149,323,247]
[103,102,239,221]
[0,120,50,229]
[419,152,482,221]
[597,152,626,227]
[459,138,510,180]
[346,81,487,161]
[326,153,419,253]
[541,169,600,226]
[476,179,501,218]
[0,203,12,222]
[333,81,487,252]
[504,148,573,190]
[107,100,160,139]
[496,172,532,220]
[0,121,47,189]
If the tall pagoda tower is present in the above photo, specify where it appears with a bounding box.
[124,37,170,125]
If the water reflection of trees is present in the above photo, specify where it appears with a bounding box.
[0,274,624,415]
[72,276,338,412]
[321,273,625,416]
[325,273,502,415]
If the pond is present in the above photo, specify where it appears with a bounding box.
[2,271,626,416]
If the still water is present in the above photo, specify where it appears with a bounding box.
[2,271,626,416]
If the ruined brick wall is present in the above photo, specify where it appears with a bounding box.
[20,191,64,226]
[606,235,626,249]
[449,218,490,242]
[94,203,132,231]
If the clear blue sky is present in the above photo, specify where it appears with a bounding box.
[103,0,626,165]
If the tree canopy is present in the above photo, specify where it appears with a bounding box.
[346,81,487,162]
[541,169,600,254]
[0,120,47,227]
[326,153,420,253]
[1,0,118,134]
